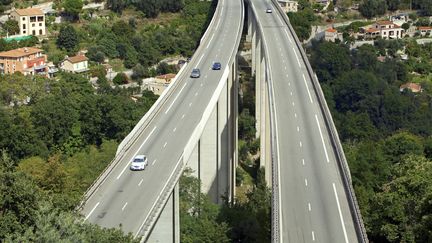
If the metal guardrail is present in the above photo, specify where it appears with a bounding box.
[270,1,368,242]
[244,1,281,241]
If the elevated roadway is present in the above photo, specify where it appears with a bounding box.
[248,0,365,242]
[80,0,243,240]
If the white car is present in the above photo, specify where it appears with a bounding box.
[130,155,148,171]
[266,7,272,13]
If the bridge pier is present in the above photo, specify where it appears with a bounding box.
[146,183,180,243]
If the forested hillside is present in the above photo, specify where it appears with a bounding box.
[308,40,432,243]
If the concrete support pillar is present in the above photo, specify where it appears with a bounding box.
[246,6,252,42]
[146,183,180,243]
[251,19,257,74]
[255,35,262,139]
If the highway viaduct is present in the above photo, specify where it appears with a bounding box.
[80,0,368,242]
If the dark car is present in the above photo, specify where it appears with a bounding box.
[190,68,201,78]
[212,62,222,70]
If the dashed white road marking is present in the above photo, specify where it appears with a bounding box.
[195,92,198,96]
[163,142,167,148]
[312,231,316,241]
[152,159,157,166]
[315,114,330,163]
[138,179,143,186]
[173,127,177,132]
[200,83,203,87]
[304,178,308,186]
[122,202,128,211]
[333,183,350,243]
[290,92,293,96]
[292,102,295,106]
[181,114,185,119]
[294,113,297,118]
[196,54,204,68]
[285,29,293,43]
[189,102,192,107]
[300,141,302,147]
[85,202,100,221]
[117,126,156,179]
[288,82,291,86]
[308,203,311,211]
[297,126,299,132]
[302,159,305,165]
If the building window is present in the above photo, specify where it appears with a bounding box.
[22,24,26,29]
[22,17,25,21]
[39,29,43,35]
[23,30,26,34]
[37,16,44,22]
[30,16,36,22]
[39,23,42,26]
[32,23,35,27]
[32,30,36,35]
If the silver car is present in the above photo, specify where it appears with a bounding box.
[190,68,201,78]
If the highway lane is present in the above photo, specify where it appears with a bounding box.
[250,0,358,242]
[81,0,243,236]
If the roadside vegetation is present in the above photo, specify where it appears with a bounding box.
[307,39,432,242]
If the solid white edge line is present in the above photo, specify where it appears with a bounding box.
[195,54,205,68]
[333,183,349,243]
[85,202,100,221]
[117,126,157,179]
[315,114,330,163]
[292,47,301,67]
[302,74,314,104]
[165,83,187,114]
[284,29,293,43]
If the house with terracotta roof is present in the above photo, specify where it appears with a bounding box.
[60,54,89,73]
[364,27,380,39]
[324,28,338,42]
[278,0,298,13]
[399,82,423,93]
[9,8,45,36]
[418,26,432,37]
[373,20,403,39]
[0,47,47,75]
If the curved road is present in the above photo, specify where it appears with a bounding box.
[81,0,243,236]
[250,0,359,242]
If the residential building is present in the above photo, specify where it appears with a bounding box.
[9,8,45,36]
[364,27,380,39]
[418,26,432,37]
[60,54,89,73]
[324,28,338,42]
[278,0,298,13]
[0,47,47,75]
[400,82,422,93]
[47,62,58,78]
[373,20,403,39]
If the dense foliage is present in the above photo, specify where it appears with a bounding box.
[287,1,319,42]
[359,0,432,18]
[308,40,432,242]
[0,71,157,240]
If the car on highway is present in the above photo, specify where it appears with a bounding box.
[130,155,148,171]
[212,62,222,70]
[190,68,201,78]
[266,7,272,13]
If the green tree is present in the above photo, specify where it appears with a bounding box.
[56,25,79,53]
[135,0,161,18]
[3,19,19,35]
[112,72,128,85]
[370,155,432,242]
[311,41,351,82]
[382,131,424,164]
[106,0,127,13]
[360,0,387,18]
[63,0,83,21]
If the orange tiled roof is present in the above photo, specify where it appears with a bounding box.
[67,55,88,63]
[366,28,379,33]
[156,73,176,80]
[14,8,43,16]
[376,20,393,26]
[400,82,422,93]
[0,47,43,58]
[418,26,432,30]
[326,28,337,33]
